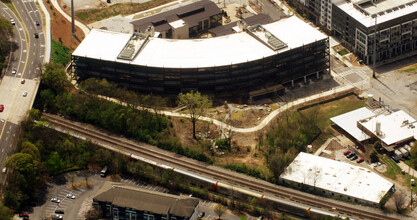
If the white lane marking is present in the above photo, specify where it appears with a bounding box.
[23,50,27,53]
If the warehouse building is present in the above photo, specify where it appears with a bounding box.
[280,152,394,206]
[93,182,200,220]
[72,16,329,99]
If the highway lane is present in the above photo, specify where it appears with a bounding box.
[0,0,45,189]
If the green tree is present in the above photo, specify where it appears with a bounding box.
[177,91,212,139]
[4,153,38,182]
[46,151,65,175]
[0,17,13,71]
[374,141,382,151]
[0,202,13,220]
[41,62,70,94]
[370,150,379,163]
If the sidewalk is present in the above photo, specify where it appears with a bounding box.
[50,0,90,36]
[37,0,51,63]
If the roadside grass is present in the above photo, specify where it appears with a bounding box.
[398,63,417,73]
[380,155,401,180]
[301,95,366,147]
[230,110,244,121]
[51,39,71,66]
[75,0,174,23]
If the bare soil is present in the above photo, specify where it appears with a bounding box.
[44,0,85,51]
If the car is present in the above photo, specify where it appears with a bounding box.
[350,155,358,161]
[35,21,40,26]
[50,198,61,203]
[51,214,63,220]
[10,18,15,25]
[346,153,354,158]
[391,156,399,163]
[55,209,64,214]
[198,212,205,218]
[34,33,39,38]
[0,104,4,112]
[21,78,25,84]
[343,150,351,155]
[66,193,75,199]
[12,68,16,74]
[2,167,7,174]
[356,158,364,163]
[19,213,29,217]
[23,91,27,97]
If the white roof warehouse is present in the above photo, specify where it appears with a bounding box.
[279,152,394,206]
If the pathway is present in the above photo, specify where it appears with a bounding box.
[50,0,90,36]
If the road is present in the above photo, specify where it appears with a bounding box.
[0,0,45,191]
[258,0,286,20]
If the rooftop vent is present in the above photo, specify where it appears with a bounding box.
[117,33,149,61]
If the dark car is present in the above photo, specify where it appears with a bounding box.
[0,104,4,112]
[198,212,205,218]
[350,155,358,161]
[55,209,64,214]
[34,33,39,38]
[35,21,40,26]
[391,156,399,163]
[346,153,355,158]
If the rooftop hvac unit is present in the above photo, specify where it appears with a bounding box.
[375,120,381,135]
[367,94,373,105]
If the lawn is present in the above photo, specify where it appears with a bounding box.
[399,63,417,73]
[301,94,366,148]
[337,49,349,56]
[380,155,402,180]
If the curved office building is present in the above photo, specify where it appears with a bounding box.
[72,16,329,99]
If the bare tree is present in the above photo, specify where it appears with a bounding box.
[308,166,322,190]
[214,204,227,219]
[392,191,406,213]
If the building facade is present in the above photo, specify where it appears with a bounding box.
[93,183,200,220]
[72,16,329,100]
[131,0,222,39]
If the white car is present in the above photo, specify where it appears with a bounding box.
[52,214,63,220]
[12,68,16,74]
[22,91,27,97]
[66,193,75,199]
[50,198,61,203]
[10,18,15,25]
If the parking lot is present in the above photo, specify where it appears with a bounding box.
[26,170,258,220]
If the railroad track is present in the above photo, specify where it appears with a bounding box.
[44,114,401,220]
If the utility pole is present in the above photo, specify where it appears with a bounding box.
[71,0,75,37]
[372,16,377,78]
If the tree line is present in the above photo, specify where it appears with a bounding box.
[0,17,13,72]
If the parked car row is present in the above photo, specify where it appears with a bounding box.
[343,150,364,163]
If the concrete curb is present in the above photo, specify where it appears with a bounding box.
[37,0,51,63]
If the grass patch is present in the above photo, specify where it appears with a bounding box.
[76,0,175,23]
[302,95,366,147]
[230,110,244,120]
[51,39,71,66]
[380,155,402,180]
[399,63,417,73]
[337,49,349,56]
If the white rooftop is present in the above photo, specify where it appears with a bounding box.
[335,0,417,27]
[169,19,186,29]
[330,107,375,141]
[72,16,327,68]
[280,152,394,204]
[358,110,417,146]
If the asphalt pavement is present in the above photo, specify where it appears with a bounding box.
[0,0,45,192]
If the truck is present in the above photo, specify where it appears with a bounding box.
[100,166,108,177]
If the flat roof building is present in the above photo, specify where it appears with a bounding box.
[93,182,200,220]
[72,16,329,98]
[332,0,417,64]
[330,107,375,142]
[358,110,417,148]
[131,0,222,38]
[280,152,394,206]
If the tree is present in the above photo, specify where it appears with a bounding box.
[308,166,322,191]
[214,204,227,219]
[374,141,382,151]
[46,151,65,175]
[392,191,406,213]
[370,150,379,163]
[0,18,13,71]
[177,91,212,139]
[40,62,71,94]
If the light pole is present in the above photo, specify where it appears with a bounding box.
[372,15,377,78]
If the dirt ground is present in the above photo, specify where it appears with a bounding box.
[45,0,85,51]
